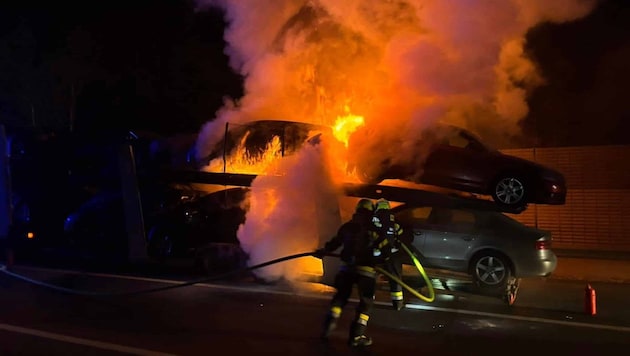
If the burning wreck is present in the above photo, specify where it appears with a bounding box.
[181,0,593,282]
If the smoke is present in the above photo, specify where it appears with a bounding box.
[236,134,342,281]
[195,0,598,156]
[192,0,598,281]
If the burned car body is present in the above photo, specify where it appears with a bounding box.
[145,187,249,274]
[63,186,250,274]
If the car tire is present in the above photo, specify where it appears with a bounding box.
[470,251,512,290]
[491,175,528,208]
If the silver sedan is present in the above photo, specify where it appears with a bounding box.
[393,204,557,291]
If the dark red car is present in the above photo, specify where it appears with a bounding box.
[352,124,566,209]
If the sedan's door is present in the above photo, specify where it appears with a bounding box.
[393,206,432,255]
[421,207,478,271]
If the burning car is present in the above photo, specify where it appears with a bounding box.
[195,119,565,210]
[351,124,566,209]
[197,119,329,174]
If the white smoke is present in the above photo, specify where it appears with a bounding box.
[236,134,341,281]
[195,0,598,157]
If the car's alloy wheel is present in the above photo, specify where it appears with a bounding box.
[493,177,526,206]
[472,253,510,288]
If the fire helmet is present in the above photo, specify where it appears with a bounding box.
[374,198,391,212]
[355,198,374,213]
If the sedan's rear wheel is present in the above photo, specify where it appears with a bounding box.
[492,176,527,207]
[471,252,511,290]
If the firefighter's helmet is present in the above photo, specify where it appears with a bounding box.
[355,198,374,213]
[374,198,391,212]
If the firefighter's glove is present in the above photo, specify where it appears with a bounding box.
[392,300,404,311]
[313,248,327,259]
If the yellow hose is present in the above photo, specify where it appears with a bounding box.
[375,242,435,303]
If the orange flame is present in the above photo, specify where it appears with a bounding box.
[202,106,365,180]
[204,131,283,175]
[332,106,365,148]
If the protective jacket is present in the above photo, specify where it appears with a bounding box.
[323,210,376,267]
[369,210,404,260]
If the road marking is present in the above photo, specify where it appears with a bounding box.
[0,323,176,356]
[10,265,630,334]
[402,303,630,333]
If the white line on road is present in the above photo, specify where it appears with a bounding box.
[0,323,177,356]
[402,303,630,333]
[11,265,630,334]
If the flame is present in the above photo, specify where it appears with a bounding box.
[332,106,365,148]
[204,131,283,175]
[202,106,365,181]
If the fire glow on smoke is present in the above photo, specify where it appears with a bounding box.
[193,0,597,282]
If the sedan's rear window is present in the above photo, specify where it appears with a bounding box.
[450,209,476,228]
[395,206,432,225]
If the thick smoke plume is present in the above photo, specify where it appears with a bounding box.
[193,0,598,281]
[195,0,597,156]
[236,134,342,281]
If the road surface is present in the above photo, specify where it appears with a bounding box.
[1,263,629,355]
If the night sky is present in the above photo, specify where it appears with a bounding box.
[0,0,628,148]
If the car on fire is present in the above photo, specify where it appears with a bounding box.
[392,202,557,292]
[196,119,328,171]
[195,120,565,210]
[351,124,567,210]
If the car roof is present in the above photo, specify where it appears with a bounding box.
[228,119,329,131]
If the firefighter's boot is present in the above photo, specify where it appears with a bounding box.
[348,322,372,347]
[320,315,338,339]
[349,335,373,347]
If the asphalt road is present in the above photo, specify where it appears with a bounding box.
[1,263,630,355]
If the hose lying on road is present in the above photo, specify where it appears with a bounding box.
[0,244,434,302]
[0,252,314,297]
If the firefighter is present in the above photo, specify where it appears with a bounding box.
[315,198,378,347]
[370,198,406,311]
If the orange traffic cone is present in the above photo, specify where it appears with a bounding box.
[584,284,597,316]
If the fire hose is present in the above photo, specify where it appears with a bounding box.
[375,242,435,303]
[0,242,434,302]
